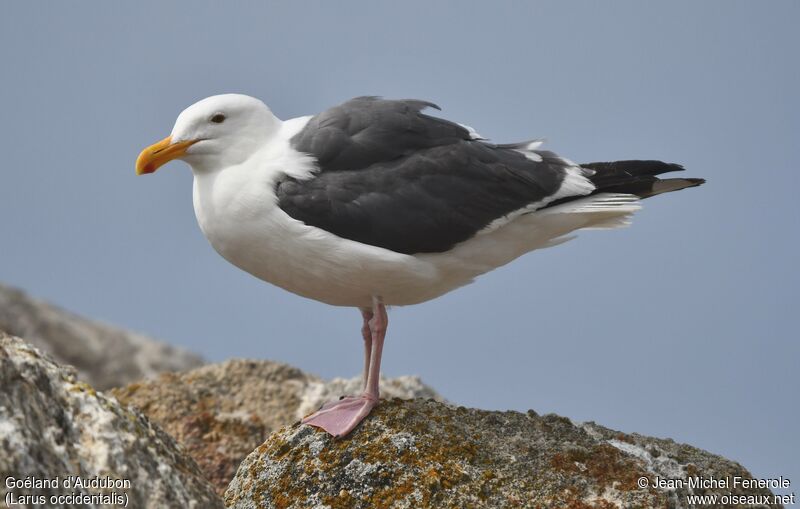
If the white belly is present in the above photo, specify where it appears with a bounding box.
[192,168,445,307]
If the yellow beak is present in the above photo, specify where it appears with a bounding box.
[136,136,197,175]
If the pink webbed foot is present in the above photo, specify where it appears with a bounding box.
[302,394,378,438]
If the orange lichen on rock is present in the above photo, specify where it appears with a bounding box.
[224,400,780,509]
[550,443,646,492]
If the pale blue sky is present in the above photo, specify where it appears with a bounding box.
[1,1,797,491]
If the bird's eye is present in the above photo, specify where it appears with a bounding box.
[210,113,226,124]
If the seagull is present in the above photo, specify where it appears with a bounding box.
[136,94,704,437]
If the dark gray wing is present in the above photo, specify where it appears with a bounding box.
[277,97,570,254]
[289,96,468,172]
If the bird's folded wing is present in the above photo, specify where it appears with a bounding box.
[277,97,584,255]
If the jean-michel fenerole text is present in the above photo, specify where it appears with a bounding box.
[649,475,790,490]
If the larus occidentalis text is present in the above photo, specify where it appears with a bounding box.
[136,94,704,437]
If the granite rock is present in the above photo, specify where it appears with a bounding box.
[111,359,444,495]
[0,282,204,390]
[0,333,224,509]
[224,399,780,509]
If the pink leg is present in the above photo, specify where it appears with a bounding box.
[364,301,387,399]
[302,297,388,437]
[360,308,373,390]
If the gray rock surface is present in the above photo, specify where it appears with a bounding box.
[0,333,224,508]
[111,359,444,495]
[0,282,204,389]
[225,399,780,509]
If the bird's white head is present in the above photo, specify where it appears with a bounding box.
[136,94,280,175]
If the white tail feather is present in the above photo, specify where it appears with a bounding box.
[544,193,641,231]
[544,192,641,216]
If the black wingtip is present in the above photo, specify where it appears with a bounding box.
[580,160,687,177]
[576,161,705,200]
